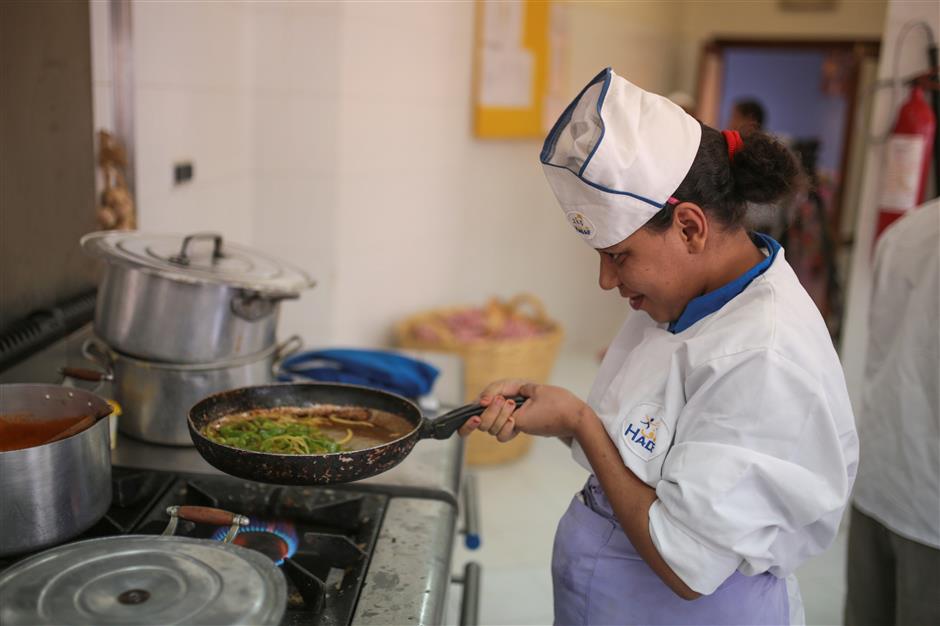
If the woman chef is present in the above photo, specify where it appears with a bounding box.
[460,68,858,625]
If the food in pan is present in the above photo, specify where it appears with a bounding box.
[202,405,413,455]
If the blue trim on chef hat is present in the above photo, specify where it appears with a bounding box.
[540,67,664,210]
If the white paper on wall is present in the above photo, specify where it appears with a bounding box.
[878,134,926,210]
[480,48,534,108]
[482,1,523,47]
[542,1,569,131]
[479,1,533,109]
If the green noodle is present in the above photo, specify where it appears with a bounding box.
[204,415,343,454]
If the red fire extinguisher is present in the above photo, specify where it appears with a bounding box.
[875,84,936,241]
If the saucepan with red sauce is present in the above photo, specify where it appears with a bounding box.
[0,384,114,556]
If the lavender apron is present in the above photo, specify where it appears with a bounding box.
[552,476,789,626]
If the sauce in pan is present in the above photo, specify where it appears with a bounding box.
[0,414,91,452]
[203,405,415,455]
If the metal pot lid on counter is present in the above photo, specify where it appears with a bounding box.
[0,535,287,626]
[81,231,315,296]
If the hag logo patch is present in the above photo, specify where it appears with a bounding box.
[566,211,596,239]
[621,403,668,461]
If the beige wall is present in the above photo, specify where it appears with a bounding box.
[676,0,888,95]
[567,1,683,94]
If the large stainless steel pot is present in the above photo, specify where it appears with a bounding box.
[81,231,314,363]
[76,336,301,446]
[0,384,113,557]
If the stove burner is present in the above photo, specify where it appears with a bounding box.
[117,589,150,605]
[234,532,288,563]
[211,519,298,565]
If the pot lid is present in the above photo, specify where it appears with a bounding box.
[0,535,287,626]
[81,231,314,295]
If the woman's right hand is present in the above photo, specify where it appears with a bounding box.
[457,378,532,442]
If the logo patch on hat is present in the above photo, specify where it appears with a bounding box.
[620,403,669,462]
[566,211,596,239]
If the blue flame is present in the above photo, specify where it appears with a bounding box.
[211,518,299,564]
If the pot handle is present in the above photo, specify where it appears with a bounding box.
[420,396,527,440]
[162,505,249,543]
[80,337,115,374]
[60,339,114,385]
[275,335,303,364]
[168,232,225,266]
[60,366,112,383]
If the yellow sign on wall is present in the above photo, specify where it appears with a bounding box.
[473,1,563,139]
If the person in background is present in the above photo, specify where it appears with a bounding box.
[460,67,857,625]
[844,199,940,626]
[728,98,766,133]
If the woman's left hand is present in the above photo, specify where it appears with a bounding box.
[502,383,590,439]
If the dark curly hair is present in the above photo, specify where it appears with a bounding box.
[645,123,805,232]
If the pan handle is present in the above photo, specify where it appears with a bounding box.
[420,396,527,440]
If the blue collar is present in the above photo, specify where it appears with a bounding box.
[667,233,781,334]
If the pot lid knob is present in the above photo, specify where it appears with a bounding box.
[168,232,225,267]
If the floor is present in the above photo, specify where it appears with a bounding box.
[446,351,849,626]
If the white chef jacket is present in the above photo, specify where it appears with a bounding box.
[572,237,859,595]
[852,199,940,548]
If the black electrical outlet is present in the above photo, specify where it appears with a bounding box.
[174,161,194,184]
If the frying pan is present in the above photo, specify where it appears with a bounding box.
[188,382,523,485]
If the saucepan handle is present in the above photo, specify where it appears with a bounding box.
[420,396,527,440]
[162,505,249,542]
[60,366,112,382]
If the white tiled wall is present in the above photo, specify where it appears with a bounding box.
[130,1,255,245]
[90,0,686,353]
[247,2,343,347]
[90,0,340,344]
[329,1,685,349]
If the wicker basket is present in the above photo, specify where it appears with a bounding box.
[395,294,563,465]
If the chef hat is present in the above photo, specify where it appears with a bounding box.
[540,68,702,249]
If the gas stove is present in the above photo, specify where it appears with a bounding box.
[0,466,461,626]
[0,326,476,626]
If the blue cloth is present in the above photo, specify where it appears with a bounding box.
[668,233,781,334]
[278,349,439,399]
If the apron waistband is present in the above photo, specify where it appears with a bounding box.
[580,475,644,558]
[582,474,617,521]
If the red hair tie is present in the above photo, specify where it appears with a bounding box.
[722,129,744,162]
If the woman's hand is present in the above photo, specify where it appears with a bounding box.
[457,379,589,441]
[510,383,590,439]
[457,378,530,442]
